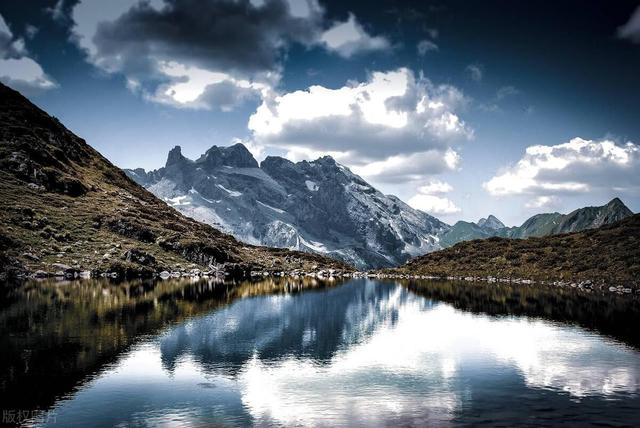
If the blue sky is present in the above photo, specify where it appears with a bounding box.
[1,0,639,226]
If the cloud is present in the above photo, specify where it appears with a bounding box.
[146,61,267,110]
[69,0,319,109]
[496,85,520,100]
[248,68,472,182]
[416,179,453,194]
[352,149,460,183]
[47,0,69,22]
[69,0,390,109]
[465,63,483,82]
[24,25,38,39]
[618,5,640,43]
[484,137,640,197]
[74,0,321,74]
[417,39,438,55]
[407,179,460,215]
[525,195,560,209]
[321,13,390,58]
[0,14,56,93]
[408,194,461,215]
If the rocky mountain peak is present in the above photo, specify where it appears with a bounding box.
[166,145,185,167]
[316,155,337,165]
[606,197,631,213]
[478,215,506,230]
[260,155,295,175]
[200,143,258,169]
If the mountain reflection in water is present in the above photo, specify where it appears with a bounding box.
[1,277,639,427]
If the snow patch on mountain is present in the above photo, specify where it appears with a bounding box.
[216,184,242,197]
[257,200,286,214]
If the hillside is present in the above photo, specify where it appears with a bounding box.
[0,83,350,280]
[388,214,640,288]
[125,144,449,269]
[440,198,633,247]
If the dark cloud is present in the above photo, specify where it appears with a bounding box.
[90,0,322,78]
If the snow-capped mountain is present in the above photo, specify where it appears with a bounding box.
[125,143,449,269]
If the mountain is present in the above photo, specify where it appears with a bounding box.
[477,215,505,230]
[125,145,449,269]
[439,214,506,247]
[388,213,640,288]
[438,221,493,248]
[0,83,349,280]
[499,213,564,239]
[440,199,633,247]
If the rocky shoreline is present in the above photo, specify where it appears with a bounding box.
[11,263,638,296]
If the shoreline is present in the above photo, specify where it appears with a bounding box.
[8,266,639,296]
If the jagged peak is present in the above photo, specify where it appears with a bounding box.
[200,142,258,168]
[261,155,294,168]
[478,214,505,230]
[313,155,337,166]
[606,197,627,208]
[166,145,186,167]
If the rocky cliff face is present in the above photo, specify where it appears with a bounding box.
[126,145,449,269]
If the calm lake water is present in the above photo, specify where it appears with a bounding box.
[2,277,640,427]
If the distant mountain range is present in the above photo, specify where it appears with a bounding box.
[440,198,633,247]
[126,143,634,269]
[126,144,448,269]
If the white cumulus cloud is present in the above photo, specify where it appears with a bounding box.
[484,137,640,198]
[408,179,460,215]
[408,194,461,215]
[146,61,269,111]
[417,179,453,194]
[248,68,472,183]
[525,195,560,209]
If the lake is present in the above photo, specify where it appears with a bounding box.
[1,277,640,427]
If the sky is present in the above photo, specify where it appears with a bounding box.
[1,0,639,226]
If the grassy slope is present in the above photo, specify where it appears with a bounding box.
[0,83,350,278]
[388,214,640,287]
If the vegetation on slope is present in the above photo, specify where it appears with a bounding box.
[388,214,640,288]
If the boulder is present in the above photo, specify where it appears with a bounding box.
[122,248,156,266]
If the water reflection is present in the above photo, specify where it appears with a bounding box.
[0,276,333,417]
[159,280,416,373]
[1,278,640,427]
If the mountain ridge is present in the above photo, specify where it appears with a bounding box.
[441,198,633,247]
